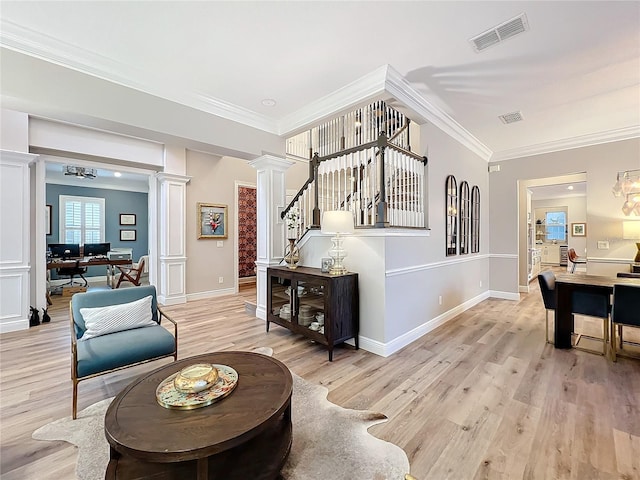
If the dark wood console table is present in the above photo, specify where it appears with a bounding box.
[104,351,293,480]
[267,266,359,361]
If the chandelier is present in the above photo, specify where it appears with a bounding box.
[64,165,96,179]
[612,169,640,216]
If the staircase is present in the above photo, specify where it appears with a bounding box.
[283,101,428,238]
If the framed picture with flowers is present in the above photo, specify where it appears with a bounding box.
[198,203,228,239]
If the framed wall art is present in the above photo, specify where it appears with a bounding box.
[198,203,228,239]
[571,223,586,237]
[119,213,136,225]
[120,229,137,241]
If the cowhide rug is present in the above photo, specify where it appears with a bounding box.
[33,348,410,480]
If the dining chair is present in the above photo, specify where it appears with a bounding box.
[539,269,609,354]
[538,270,556,344]
[610,283,640,362]
[572,289,610,355]
[567,248,587,273]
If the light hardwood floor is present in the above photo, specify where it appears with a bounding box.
[1,277,639,480]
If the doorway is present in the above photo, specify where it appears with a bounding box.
[234,182,256,292]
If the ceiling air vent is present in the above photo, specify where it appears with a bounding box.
[498,111,524,124]
[470,13,529,52]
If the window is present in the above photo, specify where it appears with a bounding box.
[545,210,566,242]
[59,195,105,244]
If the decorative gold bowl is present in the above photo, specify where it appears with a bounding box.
[173,363,219,393]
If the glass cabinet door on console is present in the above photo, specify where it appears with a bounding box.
[267,266,359,361]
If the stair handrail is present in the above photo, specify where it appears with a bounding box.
[281,132,427,232]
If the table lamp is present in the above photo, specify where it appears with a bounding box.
[623,220,640,262]
[321,210,355,275]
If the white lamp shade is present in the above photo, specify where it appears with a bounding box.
[321,211,355,234]
[623,220,640,239]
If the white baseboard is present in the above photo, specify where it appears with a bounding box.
[158,294,188,306]
[490,290,521,301]
[186,288,236,302]
[0,318,29,334]
[360,291,491,357]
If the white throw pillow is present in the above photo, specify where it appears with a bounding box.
[79,295,156,341]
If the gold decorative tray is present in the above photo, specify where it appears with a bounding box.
[155,364,238,410]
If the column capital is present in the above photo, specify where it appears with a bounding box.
[249,154,294,171]
[156,172,191,184]
[0,150,38,165]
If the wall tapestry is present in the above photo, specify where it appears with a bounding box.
[238,186,257,278]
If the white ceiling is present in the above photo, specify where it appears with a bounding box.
[1,1,639,160]
[44,158,150,192]
[529,182,586,201]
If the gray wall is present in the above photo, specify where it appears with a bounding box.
[46,183,148,277]
[489,137,640,293]
[185,151,308,296]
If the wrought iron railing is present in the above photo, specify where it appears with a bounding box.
[282,132,427,238]
[285,100,411,160]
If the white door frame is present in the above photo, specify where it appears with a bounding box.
[37,158,157,302]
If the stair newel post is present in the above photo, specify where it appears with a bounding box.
[375,132,390,228]
[311,153,321,228]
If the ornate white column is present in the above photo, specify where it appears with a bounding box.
[249,155,294,319]
[0,150,38,332]
[156,173,190,305]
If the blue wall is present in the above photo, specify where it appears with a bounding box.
[46,184,148,278]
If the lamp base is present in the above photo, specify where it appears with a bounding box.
[328,264,348,276]
[328,234,348,276]
[635,242,640,263]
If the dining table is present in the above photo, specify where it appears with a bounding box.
[554,273,640,349]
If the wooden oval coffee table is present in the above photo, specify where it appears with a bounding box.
[104,351,293,480]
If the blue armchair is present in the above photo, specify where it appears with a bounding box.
[70,285,177,418]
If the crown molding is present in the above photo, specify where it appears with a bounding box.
[277,65,389,136]
[383,65,493,161]
[0,19,278,134]
[490,125,640,161]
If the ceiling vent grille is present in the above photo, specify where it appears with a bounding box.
[498,111,524,124]
[470,13,529,52]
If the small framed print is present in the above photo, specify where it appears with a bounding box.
[119,213,136,226]
[321,257,333,273]
[120,229,136,241]
[198,203,228,239]
[571,223,586,237]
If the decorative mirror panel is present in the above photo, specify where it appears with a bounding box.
[446,175,458,256]
[471,185,480,253]
[459,181,470,254]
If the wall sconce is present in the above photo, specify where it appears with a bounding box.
[613,169,640,216]
[622,220,640,262]
[321,210,355,275]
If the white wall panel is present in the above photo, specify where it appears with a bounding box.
[30,118,164,167]
[156,173,189,305]
[0,150,36,332]
[0,163,26,264]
